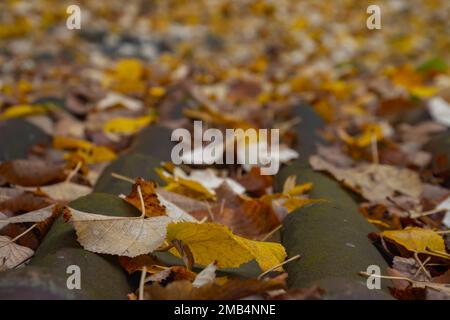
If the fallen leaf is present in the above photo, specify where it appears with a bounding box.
[436,195,450,227]
[103,115,154,135]
[97,92,143,111]
[0,160,65,187]
[173,168,245,195]
[0,205,55,229]
[269,286,324,300]
[33,181,92,202]
[143,277,286,300]
[192,262,217,288]
[382,227,446,255]
[123,178,166,217]
[118,255,162,274]
[0,235,34,269]
[310,155,423,203]
[166,222,286,271]
[157,168,216,201]
[428,97,450,127]
[65,207,171,257]
[0,191,51,215]
[0,104,48,121]
[53,136,116,164]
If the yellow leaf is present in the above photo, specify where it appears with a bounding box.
[167,222,286,272]
[389,65,437,98]
[115,59,144,81]
[314,100,334,123]
[104,59,146,93]
[103,115,153,135]
[283,198,323,214]
[149,86,166,97]
[184,106,255,130]
[156,168,216,201]
[53,136,116,164]
[53,136,92,151]
[286,182,313,197]
[0,104,48,120]
[382,227,445,253]
[410,86,438,98]
[338,123,383,148]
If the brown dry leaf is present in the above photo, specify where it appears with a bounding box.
[0,160,65,187]
[236,167,273,196]
[310,155,423,203]
[0,191,51,215]
[0,205,55,229]
[123,178,166,217]
[143,277,286,300]
[269,286,325,300]
[156,189,208,213]
[118,255,162,274]
[0,188,25,202]
[0,235,34,270]
[215,199,281,238]
[316,144,355,167]
[146,266,197,284]
[65,207,171,257]
[433,269,450,284]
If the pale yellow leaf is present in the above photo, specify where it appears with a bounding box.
[167,222,286,272]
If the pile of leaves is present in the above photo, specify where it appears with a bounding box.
[1,0,450,299]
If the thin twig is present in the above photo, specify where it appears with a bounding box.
[111,172,135,184]
[371,133,379,164]
[258,254,301,280]
[65,161,82,183]
[137,185,146,218]
[0,223,37,249]
[204,201,215,221]
[260,224,282,241]
[139,266,147,300]
[359,271,414,284]
[413,252,431,280]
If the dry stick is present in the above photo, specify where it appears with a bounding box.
[137,185,146,218]
[0,223,37,249]
[260,224,283,241]
[436,230,450,234]
[371,133,379,164]
[111,172,135,184]
[204,201,215,222]
[138,266,147,300]
[359,271,415,284]
[257,254,301,280]
[413,252,432,280]
[426,247,450,259]
[65,161,82,183]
